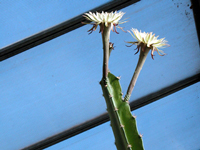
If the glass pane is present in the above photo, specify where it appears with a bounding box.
[0,0,199,149]
[45,82,200,150]
[0,0,110,48]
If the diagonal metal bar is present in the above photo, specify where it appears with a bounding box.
[3,0,200,149]
[0,0,140,61]
[22,73,200,150]
[191,0,200,45]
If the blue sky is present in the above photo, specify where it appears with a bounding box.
[0,0,200,149]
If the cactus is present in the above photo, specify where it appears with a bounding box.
[83,11,169,150]
[98,15,144,149]
[100,72,144,150]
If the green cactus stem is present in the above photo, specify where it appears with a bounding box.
[100,73,144,150]
[100,26,144,150]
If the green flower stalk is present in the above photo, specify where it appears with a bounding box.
[124,29,169,101]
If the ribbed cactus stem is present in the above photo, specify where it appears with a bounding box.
[124,48,150,101]
[100,73,144,150]
[101,25,144,150]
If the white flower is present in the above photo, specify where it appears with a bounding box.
[83,11,126,34]
[126,28,169,59]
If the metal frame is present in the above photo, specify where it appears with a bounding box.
[0,0,139,61]
[1,0,199,149]
[22,74,200,150]
[191,0,200,44]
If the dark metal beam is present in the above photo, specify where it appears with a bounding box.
[0,0,140,61]
[22,74,200,150]
[2,0,199,149]
[191,0,200,45]
[130,73,200,110]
